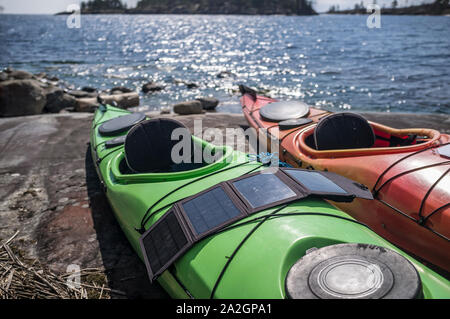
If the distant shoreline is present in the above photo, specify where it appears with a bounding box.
[327,2,450,16]
[54,11,450,16]
[55,11,318,16]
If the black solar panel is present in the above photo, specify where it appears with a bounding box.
[140,168,373,282]
[182,187,242,236]
[232,173,297,208]
[141,211,190,277]
[285,170,347,194]
[437,144,450,159]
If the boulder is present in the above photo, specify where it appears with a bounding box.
[0,72,8,82]
[34,72,48,79]
[142,82,164,93]
[111,86,134,94]
[196,97,219,111]
[173,79,199,89]
[81,86,97,93]
[48,76,59,82]
[8,70,34,80]
[44,87,78,113]
[67,90,97,98]
[75,92,140,113]
[173,100,203,115]
[160,107,171,115]
[217,71,235,78]
[186,82,199,89]
[0,80,47,117]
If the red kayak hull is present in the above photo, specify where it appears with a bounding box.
[241,93,450,273]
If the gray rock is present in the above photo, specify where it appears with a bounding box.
[111,86,134,93]
[67,90,89,98]
[0,80,47,117]
[0,72,8,82]
[173,100,203,115]
[48,76,59,82]
[142,82,164,93]
[186,82,199,89]
[81,86,97,93]
[67,90,97,98]
[160,107,171,115]
[34,72,48,79]
[8,70,34,80]
[75,92,140,113]
[44,87,78,113]
[217,71,235,78]
[196,97,219,111]
[173,79,199,89]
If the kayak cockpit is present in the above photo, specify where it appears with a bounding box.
[297,112,441,159]
[107,121,237,183]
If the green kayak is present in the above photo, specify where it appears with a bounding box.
[90,104,450,299]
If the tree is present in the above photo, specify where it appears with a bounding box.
[81,0,126,11]
[392,0,398,8]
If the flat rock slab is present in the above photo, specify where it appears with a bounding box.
[0,113,166,299]
[0,111,448,299]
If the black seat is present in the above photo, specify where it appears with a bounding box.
[314,113,375,150]
[98,112,146,137]
[124,119,193,173]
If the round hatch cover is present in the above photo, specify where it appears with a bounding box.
[259,101,310,122]
[285,243,422,299]
[99,112,146,137]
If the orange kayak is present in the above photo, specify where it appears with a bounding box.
[240,86,450,273]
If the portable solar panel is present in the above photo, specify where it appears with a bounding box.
[140,168,374,282]
[232,173,297,209]
[140,210,191,280]
[182,187,243,236]
[285,170,347,194]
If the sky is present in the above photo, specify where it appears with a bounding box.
[0,0,433,14]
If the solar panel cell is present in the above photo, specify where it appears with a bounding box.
[141,211,189,277]
[182,187,242,236]
[232,173,297,209]
[285,170,347,194]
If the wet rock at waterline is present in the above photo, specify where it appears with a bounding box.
[44,87,78,113]
[66,90,98,99]
[81,86,97,93]
[142,82,164,93]
[173,79,199,89]
[160,106,171,115]
[75,92,140,112]
[217,71,235,78]
[6,69,34,80]
[110,86,134,94]
[196,97,219,111]
[173,100,203,115]
[0,80,47,117]
[0,72,8,82]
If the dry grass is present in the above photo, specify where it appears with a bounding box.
[0,231,125,299]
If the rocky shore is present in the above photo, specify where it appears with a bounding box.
[0,109,448,298]
[0,68,220,118]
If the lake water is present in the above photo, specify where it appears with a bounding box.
[1,14,449,114]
